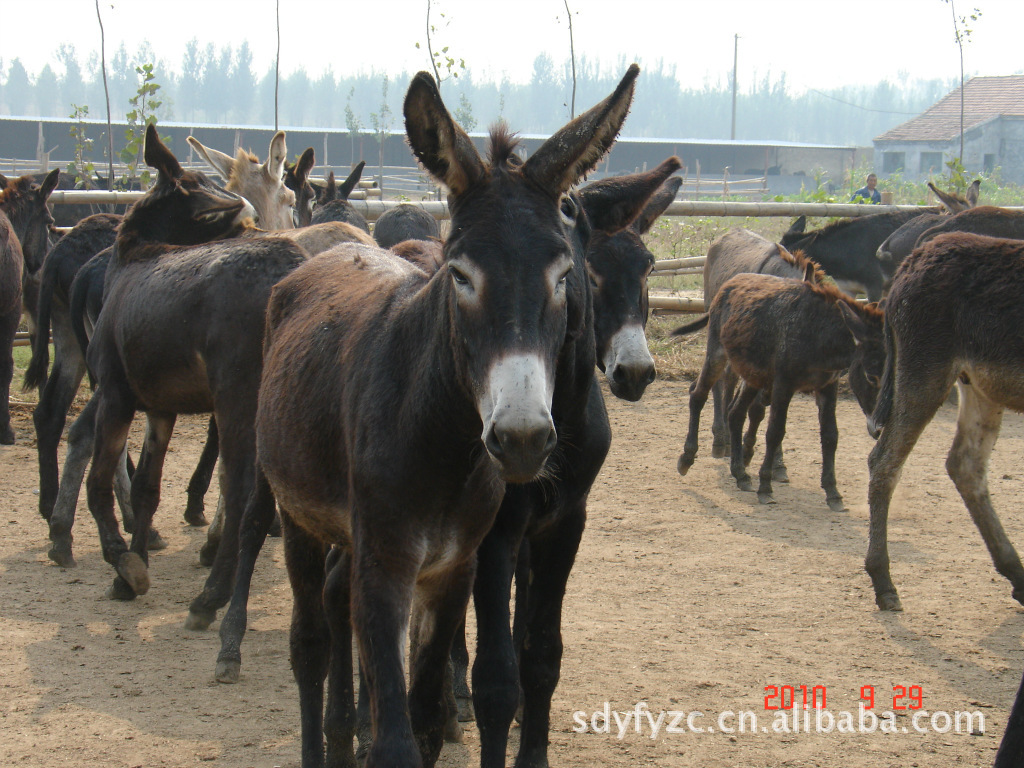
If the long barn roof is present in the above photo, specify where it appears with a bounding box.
[876,75,1024,143]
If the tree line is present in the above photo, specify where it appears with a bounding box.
[0,41,959,147]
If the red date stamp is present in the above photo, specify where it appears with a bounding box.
[764,685,925,710]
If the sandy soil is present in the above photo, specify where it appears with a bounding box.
[1,378,1022,767]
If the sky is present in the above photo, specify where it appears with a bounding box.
[3,0,1021,94]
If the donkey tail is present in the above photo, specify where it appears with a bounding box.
[867,313,896,439]
[22,258,55,390]
[670,314,710,337]
[68,262,97,390]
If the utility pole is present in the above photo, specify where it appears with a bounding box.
[731,34,739,140]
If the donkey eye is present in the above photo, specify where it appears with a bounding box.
[559,195,578,224]
[866,373,881,387]
[449,265,470,286]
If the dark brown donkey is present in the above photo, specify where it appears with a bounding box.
[237,68,640,768]
[864,232,1024,611]
[675,266,885,510]
[79,123,309,600]
[0,209,24,445]
[875,179,979,271]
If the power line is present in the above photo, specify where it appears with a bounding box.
[806,87,920,115]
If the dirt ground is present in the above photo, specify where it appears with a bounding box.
[1,376,1022,767]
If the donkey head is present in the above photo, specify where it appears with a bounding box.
[404,65,638,482]
[284,147,317,227]
[187,130,296,231]
[578,158,681,401]
[118,124,257,255]
[838,300,886,416]
[0,168,58,274]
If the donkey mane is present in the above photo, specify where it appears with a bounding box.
[779,247,827,283]
[0,176,34,211]
[229,148,261,187]
[487,124,522,168]
[804,274,884,319]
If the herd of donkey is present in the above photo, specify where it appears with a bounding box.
[2,64,1024,765]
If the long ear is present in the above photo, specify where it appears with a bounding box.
[785,215,806,237]
[144,123,183,180]
[928,181,967,213]
[338,160,366,200]
[295,147,316,185]
[186,135,235,181]
[523,63,639,196]
[39,168,60,201]
[404,71,486,198]
[802,260,816,283]
[837,301,869,344]
[632,165,682,234]
[579,156,681,234]
[967,179,981,207]
[0,172,8,188]
[264,130,287,180]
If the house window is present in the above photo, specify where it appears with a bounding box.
[919,152,943,174]
[882,152,905,174]
[984,153,996,173]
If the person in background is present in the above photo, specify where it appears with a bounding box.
[851,173,882,204]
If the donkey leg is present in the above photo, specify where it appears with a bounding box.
[409,559,475,768]
[212,465,277,677]
[678,346,727,475]
[199,494,224,567]
[816,382,846,512]
[0,308,18,445]
[113,412,176,599]
[280,513,330,768]
[710,371,733,459]
[47,392,99,567]
[515,505,586,768]
[184,416,218,527]
[866,368,953,611]
[350,529,420,768]
[727,384,761,492]
[757,384,795,505]
[33,351,86,520]
[450,620,474,723]
[85,387,137,600]
[323,546,357,768]
[946,383,1024,605]
[473,496,530,768]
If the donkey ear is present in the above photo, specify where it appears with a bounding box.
[144,124,183,180]
[632,164,682,234]
[265,131,288,181]
[966,179,981,207]
[785,216,806,237]
[404,71,486,198]
[523,64,639,196]
[39,168,60,201]
[338,160,365,200]
[294,147,316,184]
[837,301,868,345]
[186,135,234,181]
[802,260,816,283]
[579,156,681,234]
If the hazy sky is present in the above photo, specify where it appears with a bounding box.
[5,0,1021,93]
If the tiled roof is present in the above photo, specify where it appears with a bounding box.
[875,75,1024,143]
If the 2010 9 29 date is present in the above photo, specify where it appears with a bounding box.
[763,685,925,710]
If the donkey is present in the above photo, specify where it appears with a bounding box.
[311,162,370,233]
[222,67,641,768]
[373,203,440,249]
[912,205,1024,247]
[74,123,315,601]
[700,228,829,470]
[780,208,933,301]
[284,148,318,227]
[875,180,979,271]
[0,210,24,444]
[675,265,885,510]
[187,131,297,231]
[864,232,1024,611]
[996,665,1024,767]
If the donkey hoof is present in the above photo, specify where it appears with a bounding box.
[876,592,903,612]
[826,495,847,513]
[757,491,776,505]
[456,695,475,723]
[677,454,695,476]
[183,502,208,527]
[773,466,790,483]
[215,658,241,684]
[1011,588,1024,607]
[443,713,464,743]
[198,541,218,567]
[0,427,15,445]
[711,442,728,459]
[115,552,150,595]
[105,575,138,601]
[148,528,168,551]
[184,609,215,632]
[48,544,77,569]
[735,475,753,492]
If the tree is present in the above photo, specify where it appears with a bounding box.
[57,45,85,113]
[5,58,32,114]
[418,0,465,93]
[345,86,365,166]
[945,0,982,171]
[368,76,393,194]
[119,63,163,190]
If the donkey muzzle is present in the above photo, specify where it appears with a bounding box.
[603,324,656,402]
[479,354,557,483]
